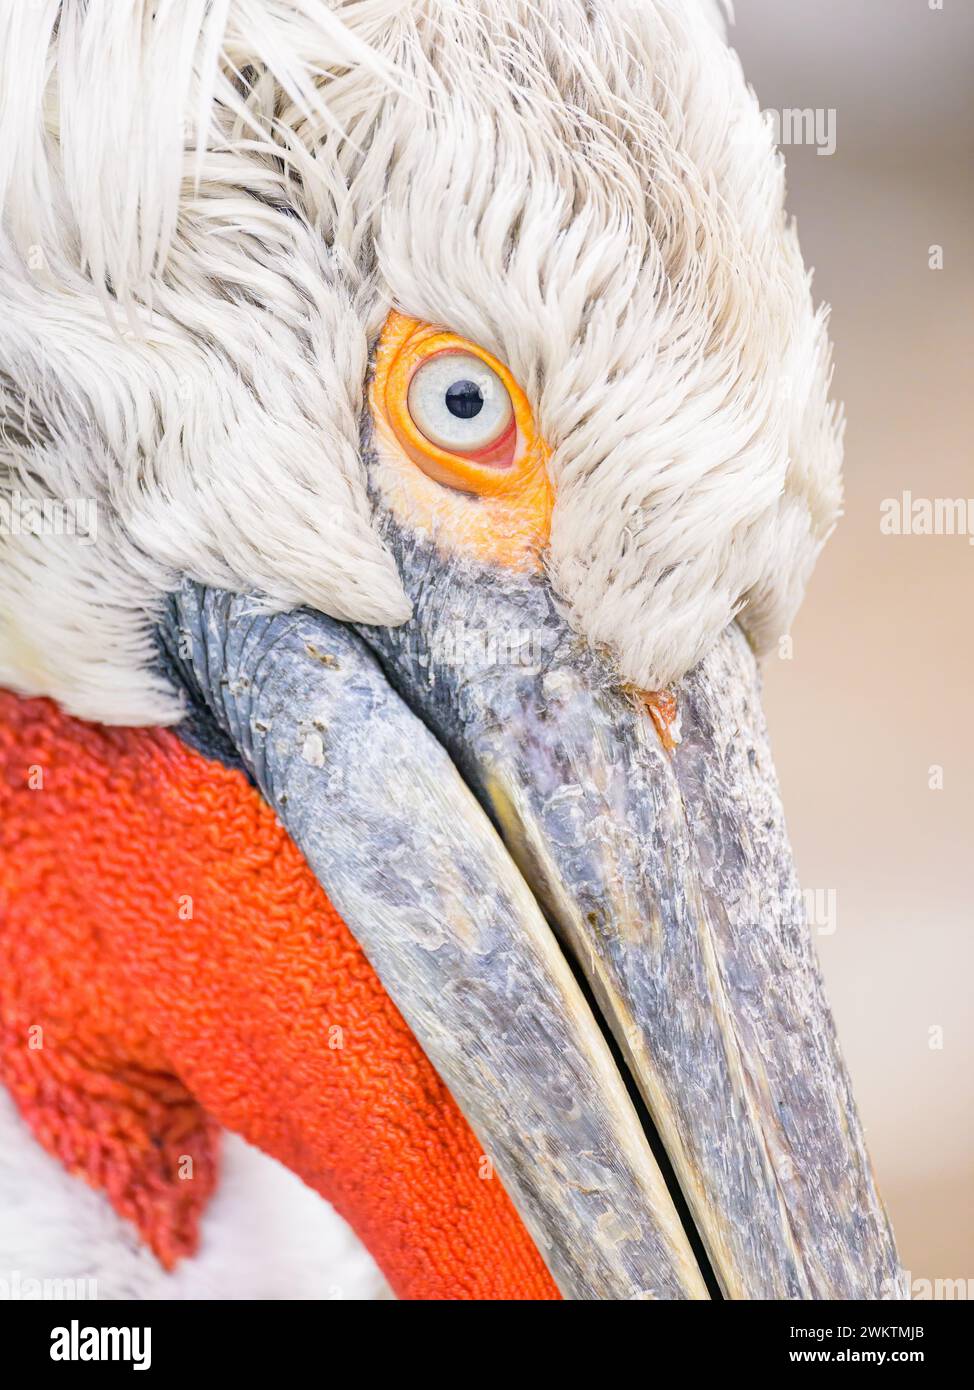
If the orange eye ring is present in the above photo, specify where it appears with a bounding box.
[374,313,545,498]
[370,310,553,569]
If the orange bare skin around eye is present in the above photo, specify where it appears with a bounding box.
[0,691,560,1301]
[370,311,553,569]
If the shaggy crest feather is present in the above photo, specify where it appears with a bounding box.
[0,0,841,724]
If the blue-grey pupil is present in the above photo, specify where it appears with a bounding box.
[445,379,484,419]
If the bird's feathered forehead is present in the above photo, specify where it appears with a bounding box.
[0,0,840,724]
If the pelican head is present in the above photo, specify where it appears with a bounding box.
[0,0,901,1299]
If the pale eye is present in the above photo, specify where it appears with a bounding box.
[407,351,514,453]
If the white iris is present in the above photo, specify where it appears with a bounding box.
[407,352,513,452]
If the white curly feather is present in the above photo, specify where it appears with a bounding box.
[0,0,841,721]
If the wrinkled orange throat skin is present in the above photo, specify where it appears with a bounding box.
[0,692,558,1300]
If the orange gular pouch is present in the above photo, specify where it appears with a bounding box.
[0,691,559,1300]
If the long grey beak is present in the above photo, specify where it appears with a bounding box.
[163,581,707,1300]
[162,559,903,1299]
[355,528,904,1300]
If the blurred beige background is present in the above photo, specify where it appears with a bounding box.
[730,0,973,1290]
